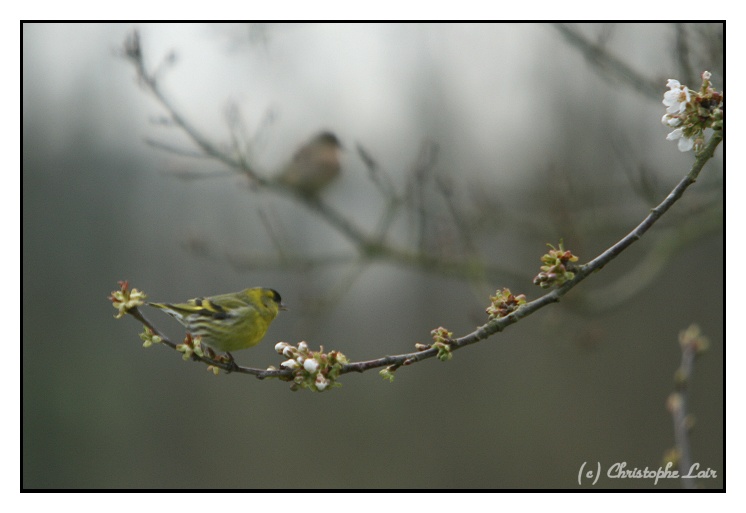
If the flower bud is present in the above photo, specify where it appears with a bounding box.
[281,359,300,369]
[275,342,290,354]
[304,359,319,374]
[315,374,329,391]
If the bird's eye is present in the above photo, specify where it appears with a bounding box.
[270,289,282,304]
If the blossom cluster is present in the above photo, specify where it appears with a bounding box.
[430,326,454,361]
[533,241,579,289]
[662,71,723,152]
[486,288,527,319]
[109,280,147,319]
[273,341,348,392]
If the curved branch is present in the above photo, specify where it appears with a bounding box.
[117,131,721,383]
[335,131,723,375]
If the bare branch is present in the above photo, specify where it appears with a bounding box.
[667,324,710,489]
[553,23,662,100]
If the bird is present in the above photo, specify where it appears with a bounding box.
[275,131,342,196]
[148,287,286,354]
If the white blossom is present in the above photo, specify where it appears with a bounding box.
[663,79,691,114]
[661,113,681,127]
[666,128,695,152]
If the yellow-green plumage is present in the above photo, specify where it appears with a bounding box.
[148,287,285,352]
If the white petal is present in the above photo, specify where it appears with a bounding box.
[677,137,694,152]
[666,128,683,141]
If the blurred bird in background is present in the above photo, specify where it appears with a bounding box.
[275,131,342,196]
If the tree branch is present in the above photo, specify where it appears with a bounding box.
[553,23,663,100]
[113,130,721,386]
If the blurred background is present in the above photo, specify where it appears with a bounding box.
[23,23,722,488]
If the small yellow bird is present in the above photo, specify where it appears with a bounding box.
[276,131,342,195]
[148,287,285,353]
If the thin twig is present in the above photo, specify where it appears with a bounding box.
[668,324,709,489]
[552,23,662,100]
[124,31,261,181]
[675,24,696,86]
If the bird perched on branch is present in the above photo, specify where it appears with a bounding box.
[275,131,342,196]
[148,287,286,353]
